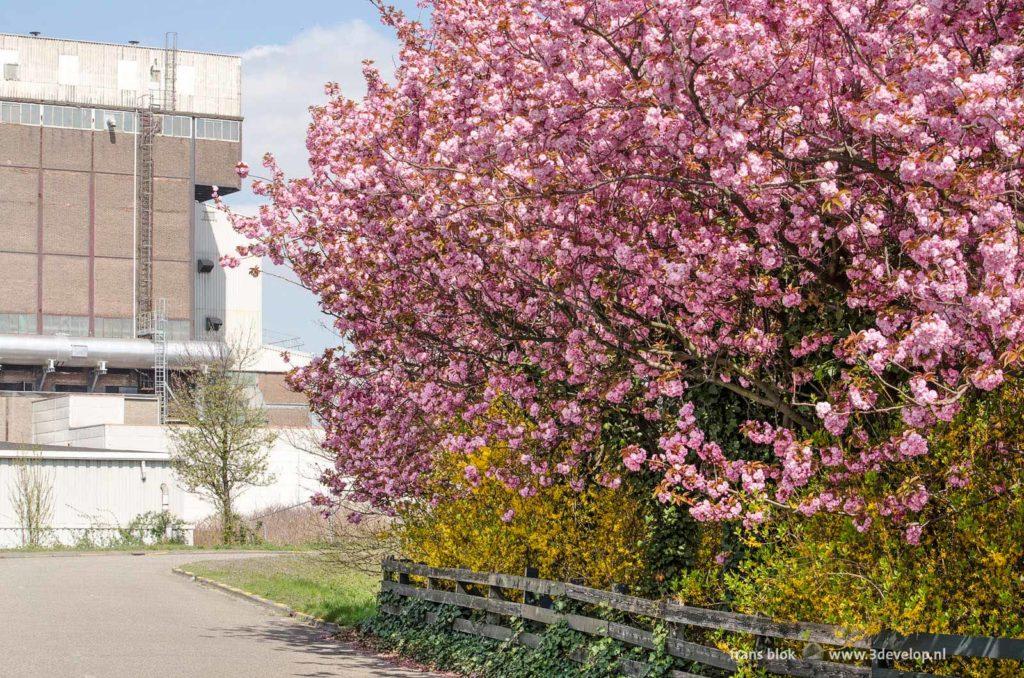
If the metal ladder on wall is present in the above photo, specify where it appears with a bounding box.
[138,299,169,425]
[152,299,169,425]
[163,32,178,113]
[135,107,156,329]
[134,33,178,425]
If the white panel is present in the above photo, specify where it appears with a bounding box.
[57,54,79,85]
[0,49,17,65]
[117,59,138,90]
[177,64,196,96]
[0,35,241,115]
[67,395,125,429]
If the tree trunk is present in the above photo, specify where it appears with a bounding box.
[221,463,232,545]
[221,504,234,545]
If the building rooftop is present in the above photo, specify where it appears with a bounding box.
[0,32,241,117]
[0,32,240,59]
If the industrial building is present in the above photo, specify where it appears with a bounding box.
[0,32,324,547]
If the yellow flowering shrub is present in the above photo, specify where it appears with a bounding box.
[397,441,648,589]
[712,380,1024,676]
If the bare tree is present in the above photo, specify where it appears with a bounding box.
[169,342,276,544]
[281,426,398,572]
[10,453,54,548]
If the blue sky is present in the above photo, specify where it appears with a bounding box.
[0,0,426,354]
[0,0,426,53]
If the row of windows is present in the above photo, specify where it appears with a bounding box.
[0,314,191,340]
[0,100,238,141]
[195,117,240,142]
[0,313,35,334]
[159,114,192,138]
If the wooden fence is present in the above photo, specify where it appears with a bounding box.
[380,559,1024,677]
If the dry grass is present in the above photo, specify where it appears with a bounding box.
[192,503,329,547]
[191,503,398,564]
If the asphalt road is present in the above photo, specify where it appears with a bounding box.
[0,551,435,678]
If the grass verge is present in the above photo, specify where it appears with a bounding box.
[182,554,379,626]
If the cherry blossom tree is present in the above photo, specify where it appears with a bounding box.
[227,0,1024,538]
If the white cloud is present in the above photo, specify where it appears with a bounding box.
[226,21,400,353]
[239,21,400,181]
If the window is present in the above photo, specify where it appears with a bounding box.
[166,320,192,341]
[42,315,89,336]
[2,63,18,81]
[95,317,133,339]
[94,109,136,134]
[195,117,240,142]
[41,104,93,130]
[0,101,39,126]
[2,101,142,133]
[0,313,35,334]
[159,114,191,138]
[20,102,38,125]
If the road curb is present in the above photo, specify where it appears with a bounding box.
[172,567,341,634]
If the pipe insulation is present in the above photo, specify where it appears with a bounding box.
[0,334,225,370]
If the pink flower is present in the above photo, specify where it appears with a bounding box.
[621,445,647,472]
[500,509,515,523]
[781,290,802,308]
[235,161,250,179]
[230,0,1024,539]
[904,524,923,545]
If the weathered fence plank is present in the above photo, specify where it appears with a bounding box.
[874,630,1024,661]
[379,559,1022,677]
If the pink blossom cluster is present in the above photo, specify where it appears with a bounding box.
[230,0,1024,537]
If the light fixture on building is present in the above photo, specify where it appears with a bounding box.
[205,316,223,332]
[197,258,215,273]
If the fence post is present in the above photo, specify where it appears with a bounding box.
[871,630,894,676]
[487,582,505,626]
[753,613,771,667]
[397,560,410,586]
[523,565,539,605]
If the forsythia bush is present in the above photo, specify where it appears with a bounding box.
[398,443,648,589]
[704,381,1024,676]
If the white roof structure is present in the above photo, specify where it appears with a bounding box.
[0,33,241,117]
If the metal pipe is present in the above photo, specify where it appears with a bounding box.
[0,334,224,369]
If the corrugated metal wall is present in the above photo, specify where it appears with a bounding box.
[0,34,241,117]
[193,204,263,343]
[0,433,326,548]
[0,455,185,548]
